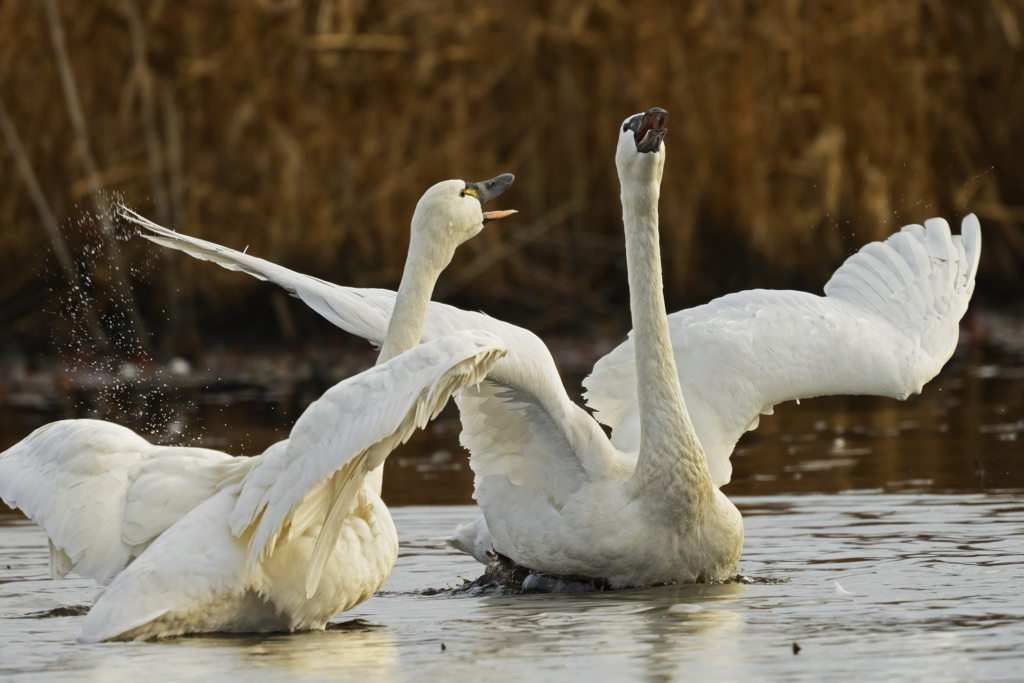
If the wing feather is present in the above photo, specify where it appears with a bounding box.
[0,420,245,583]
[224,331,506,596]
[128,208,618,507]
[585,215,981,487]
[132,206,978,501]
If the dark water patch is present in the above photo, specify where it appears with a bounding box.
[324,618,384,632]
[378,577,474,598]
[160,621,381,645]
[720,574,791,585]
[446,556,791,596]
[27,604,90,618]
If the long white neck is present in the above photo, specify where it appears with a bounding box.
[620,168,712,507]
[366,235,447,494]
[376,236,444,365]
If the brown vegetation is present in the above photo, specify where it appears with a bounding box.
[1,0,1022,356]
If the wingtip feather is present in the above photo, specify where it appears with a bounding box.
[960,213,982,289]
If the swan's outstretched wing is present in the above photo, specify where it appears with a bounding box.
[0,421,150,582]
[584,215,981,487]
[121,206,393,344]
[227,331,506,596]
[0,420,241,583]
[126,207,620,502]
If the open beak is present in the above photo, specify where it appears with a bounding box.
[482,209,517,223]
[466,173,516,222]
[634,108,668,153]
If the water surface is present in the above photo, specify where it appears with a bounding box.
[2,497,1022,681]
[1,344,1023,680]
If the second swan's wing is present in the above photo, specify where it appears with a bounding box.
[127,208,621,508]
[584,216,981,487]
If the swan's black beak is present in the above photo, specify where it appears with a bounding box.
[465,173,517,222]
[626,108,668,154]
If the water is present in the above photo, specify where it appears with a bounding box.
[2,498,1022,681]
[1,349,1023,680]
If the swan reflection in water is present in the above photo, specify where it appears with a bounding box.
[414,581,752,681]
[83,625,401,682]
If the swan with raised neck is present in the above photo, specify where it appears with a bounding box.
[614,109,743,578]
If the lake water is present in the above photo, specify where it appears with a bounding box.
[3,497,1023,681]
[1,339,1023,680]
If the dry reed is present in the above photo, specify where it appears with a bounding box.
[1,0,1022,354]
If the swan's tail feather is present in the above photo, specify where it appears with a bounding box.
[48,539,74,579]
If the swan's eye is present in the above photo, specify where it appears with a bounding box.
[461,188,478,199]
[622,123,629,132]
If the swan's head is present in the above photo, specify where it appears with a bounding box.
[615,108,667,183]
[409,174,516,266]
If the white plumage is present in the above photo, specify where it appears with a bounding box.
[585,215,981,487]
[1,176,515,640]
[76,333,505,642]
[139,116,981,587]
[0,421,242,583]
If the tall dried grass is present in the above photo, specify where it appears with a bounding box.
[1,0,1022,353]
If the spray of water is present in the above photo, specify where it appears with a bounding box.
[43,192,199,445]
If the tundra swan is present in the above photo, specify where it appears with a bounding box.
[1,175,516,639]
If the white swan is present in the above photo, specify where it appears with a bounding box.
[0,175,516,640]
[135,111,981,587]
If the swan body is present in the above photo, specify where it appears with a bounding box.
[77,332,504,642]
[138,117,981,587]
[1,176,515,640]
[459,109,742,585]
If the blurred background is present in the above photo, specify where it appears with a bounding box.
[2,0,1023,355]
[1,1,1023,505]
